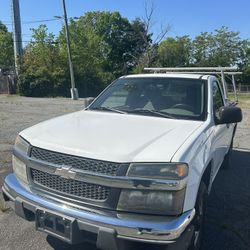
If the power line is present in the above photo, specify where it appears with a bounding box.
[22,18,61,24]
[0,18,58,25]
[12,40,58,43]
[1,17,78,26]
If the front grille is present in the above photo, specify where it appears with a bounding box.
[30,147,120,176]
[31,168,110,201]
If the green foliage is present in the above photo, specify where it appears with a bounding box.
[157,27,249,69]
[238,40,250,84]
[57,11,150,96]
[129,18,152,65]
[74,12,148,76]
[0,21,8,33]
[192,27,244,66]
[0,23,14,67]
[157,26,250,83]
[18,69,54,97]
[19,25,66,96]
[17,13,150,97]
[158,36,192,67]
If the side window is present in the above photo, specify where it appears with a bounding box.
[212,81,224,121]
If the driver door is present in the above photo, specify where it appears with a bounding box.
[212,81,234,176]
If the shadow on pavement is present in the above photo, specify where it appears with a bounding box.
[203,149,250,250]
[44,149,250,250]
[47,235,97,250]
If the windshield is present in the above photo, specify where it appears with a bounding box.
[89,77,206,121]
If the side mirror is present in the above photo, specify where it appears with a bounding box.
[83,97,95,108]
[217,106,242,124]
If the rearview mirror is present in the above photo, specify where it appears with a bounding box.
[217,106,242,124]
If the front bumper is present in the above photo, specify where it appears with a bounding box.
[2,174,195,249]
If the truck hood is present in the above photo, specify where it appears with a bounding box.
[20,110,202,163]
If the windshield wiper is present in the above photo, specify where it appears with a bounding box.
[90,106,127,114]
[127,109,176,119]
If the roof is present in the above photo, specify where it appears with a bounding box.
[121,73,210,80]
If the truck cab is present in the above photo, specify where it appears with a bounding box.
[2,67,242,250]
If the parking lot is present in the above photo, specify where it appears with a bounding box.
[0,95,250,250]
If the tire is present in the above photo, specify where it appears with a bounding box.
[188,182,208,250]
[221,145,232,170]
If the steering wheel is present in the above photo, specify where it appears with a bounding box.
[170,103,195,112]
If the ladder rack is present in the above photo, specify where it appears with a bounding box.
[144,66,238,72]
[143,67,242,103]
[143,71,242,75]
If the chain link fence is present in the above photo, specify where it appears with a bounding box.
[228,85,250,93]
[237,85,250,93]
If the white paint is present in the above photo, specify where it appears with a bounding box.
[20,110,202,163]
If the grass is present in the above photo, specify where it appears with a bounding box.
[237,94,250,109]
[228,93,250,109]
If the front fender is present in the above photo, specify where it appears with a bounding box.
[171,123,214,212]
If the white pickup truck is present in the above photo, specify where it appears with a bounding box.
[2,67,242,250]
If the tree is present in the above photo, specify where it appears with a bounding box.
[237,39,250,84]
[19,25,65,96]
[58,14,113,97]
[158,36,192,67]
[133,2,170,72]
[156,26,250,85]
[72,11,150,76]
[192,27,244,67]
[0,22,14,67]
[17,17,250,97]
[0,21,8,33]
[58,11,150,96]
[122,18,151,73]
[191,32,212,66]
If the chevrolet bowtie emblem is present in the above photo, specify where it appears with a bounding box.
[54,165,76,179]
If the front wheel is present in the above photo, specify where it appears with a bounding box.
[188,181,208,250]
[221,146,232,170]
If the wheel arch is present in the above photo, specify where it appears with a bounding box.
[200,160,212,192]
[183,159,213,212]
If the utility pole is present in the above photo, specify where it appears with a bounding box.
[61,0,78,100]
[11,0,22,76]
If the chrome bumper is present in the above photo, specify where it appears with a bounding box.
[2,174,195,247]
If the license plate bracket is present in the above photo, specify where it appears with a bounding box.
[35,209,75,243]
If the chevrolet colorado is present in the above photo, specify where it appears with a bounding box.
[2,67,242,250]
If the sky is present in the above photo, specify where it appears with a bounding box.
[1,0,250,44]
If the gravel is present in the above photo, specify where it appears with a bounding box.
[0,95,250,250]
[233,109,250,150]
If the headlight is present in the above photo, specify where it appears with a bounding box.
[15,136,30,155]
[117,163,188,215]
[12,155,28,185]
[13,136,29,185]
[117,189,185,215]
[127,163,188,180]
